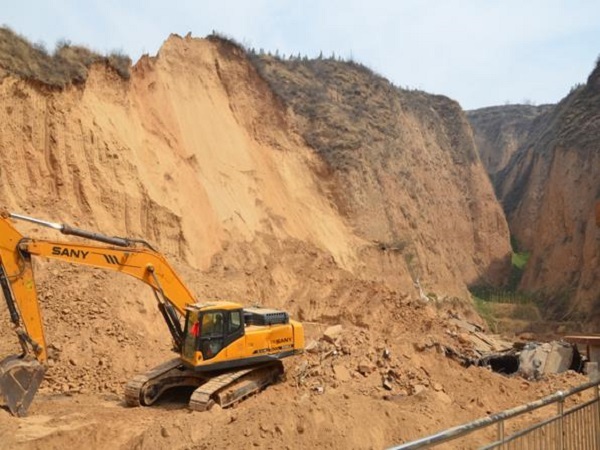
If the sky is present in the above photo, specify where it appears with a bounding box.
[4,0,600,109]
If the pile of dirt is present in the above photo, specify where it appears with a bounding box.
[0,292,589,449]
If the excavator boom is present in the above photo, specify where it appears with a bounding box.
[0,213,196,415]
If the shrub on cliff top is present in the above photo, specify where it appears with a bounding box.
[0,26,131,88]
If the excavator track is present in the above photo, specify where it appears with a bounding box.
[125,358,205,407]
[189,361,283,411]
[125,359,283,411]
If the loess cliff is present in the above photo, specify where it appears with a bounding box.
[0,34,512,312]
[476,61,600,324]
[249,53,511,295]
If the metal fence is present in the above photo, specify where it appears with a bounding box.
[390,378,600,450]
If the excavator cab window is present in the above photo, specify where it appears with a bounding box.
[228,310,242,334]
[182,310,200,361]
[197,309,245,360]
[199,311,225,359]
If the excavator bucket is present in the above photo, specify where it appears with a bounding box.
[0,355,45,416]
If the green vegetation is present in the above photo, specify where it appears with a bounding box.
[472,295,498,332]
[0,26,131,88]
[470,244,536,330]
[511,250,530,270]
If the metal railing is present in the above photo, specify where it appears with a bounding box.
[390,378,600,449]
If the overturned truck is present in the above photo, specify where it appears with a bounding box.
[477,341,583,379]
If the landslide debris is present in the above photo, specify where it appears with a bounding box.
[0,32,587,449]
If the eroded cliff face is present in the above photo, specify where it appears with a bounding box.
[495,61,600,321]
[0,35,357,272]
[467,104,554,177]
[0,35,512,308]
[249,55,511,295]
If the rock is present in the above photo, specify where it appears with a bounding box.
[433,383,443,391]
[382,378,393,391]
[323,325,343,343]
[333,364,352,382]
[412,384,427,395]
[314,385,324,394]
[305,340,319,354]
[457,333,471,345]
[436,391,452,404]
[357,360,376,376]
[518,341,576,379]
[383,348,391,359]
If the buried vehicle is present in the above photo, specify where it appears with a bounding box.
[0,212,304,416]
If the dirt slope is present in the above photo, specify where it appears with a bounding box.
[494,61,600,324]
[0,33,571,449]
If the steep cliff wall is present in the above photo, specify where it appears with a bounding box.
[495,60,600,321]
[0,35,512,309]
[249,55,511,294]
[0,35,357,271]
[0,31,556,449]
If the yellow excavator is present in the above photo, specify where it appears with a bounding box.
[0,211,304,416]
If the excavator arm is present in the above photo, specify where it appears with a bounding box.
[0,212,197,416]
[22,239,197,350]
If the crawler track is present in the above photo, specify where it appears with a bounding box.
[124,359,283,411]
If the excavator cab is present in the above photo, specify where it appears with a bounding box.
[181,304,245,365]
[180,301,303,375]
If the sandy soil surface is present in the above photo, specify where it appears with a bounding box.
[0,267,589,449]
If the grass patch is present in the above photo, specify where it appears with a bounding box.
[473,295,498,332]
[511,251,530,270]
[470,247,539,330]
[0,26,131,88]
